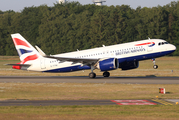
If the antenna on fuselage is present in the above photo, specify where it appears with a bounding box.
[148,37,150,40]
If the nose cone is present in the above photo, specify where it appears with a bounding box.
[172,44,176,51]
[167,44,176,51]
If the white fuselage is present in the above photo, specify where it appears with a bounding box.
[26,39,176,72]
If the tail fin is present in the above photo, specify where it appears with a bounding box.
[11,33,41,64]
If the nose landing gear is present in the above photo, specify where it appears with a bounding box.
[152,58,158,69]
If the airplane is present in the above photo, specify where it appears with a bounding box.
[7,33,176,78]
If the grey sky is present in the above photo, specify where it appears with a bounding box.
[0,0,178,12]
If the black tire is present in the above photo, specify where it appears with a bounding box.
[89,72,96,78]
[153,65,158,69]
[103,71,110,77]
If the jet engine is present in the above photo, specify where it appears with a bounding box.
[96,58,119,71]
[120,61,139,70]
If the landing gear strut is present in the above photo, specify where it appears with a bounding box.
[152,58,158,69]
[103,71,110,77]
[89,65,96,78]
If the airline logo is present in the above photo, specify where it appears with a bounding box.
[135,42,155,47]
[12,37,39,64]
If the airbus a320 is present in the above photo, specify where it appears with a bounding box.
[7,33,176,78]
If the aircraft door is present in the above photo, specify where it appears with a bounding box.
[40,59,46,69]
[147,46,153,52]
[104,50,109,57]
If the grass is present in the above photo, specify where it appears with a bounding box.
[0,56,179,77]
[0,83,179,100]
[0,106,179,120]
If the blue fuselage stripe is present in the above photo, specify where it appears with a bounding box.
[43,50,175,73]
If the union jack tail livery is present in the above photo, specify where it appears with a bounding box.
[8,33,42,70]
[11,33,41,64]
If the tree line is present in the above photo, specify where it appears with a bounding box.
[0,1,179,56]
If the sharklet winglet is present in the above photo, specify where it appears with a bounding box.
[35,46,46,56]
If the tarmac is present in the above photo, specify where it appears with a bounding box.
[0,99,176,106]
[0,76,178,106]
[0,76,179,84]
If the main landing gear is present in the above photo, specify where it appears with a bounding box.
[152,58,158,69]
[89,65,96,78]
[89,72,96,78]
[89,71,110,78]
[103,71,110,77]
[89,66,110,78]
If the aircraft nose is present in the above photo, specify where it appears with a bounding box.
[172,44,176,51]
[167,44,176,51]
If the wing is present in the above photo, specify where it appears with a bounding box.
[44,55,99,65]
[35,45,99,66]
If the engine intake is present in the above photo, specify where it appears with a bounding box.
[97,58,119,71]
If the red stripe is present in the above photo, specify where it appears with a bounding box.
[13,38,30,48]
[135,42,155,46]
[21,54,38,64]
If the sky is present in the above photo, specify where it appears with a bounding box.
[0,0,178,12]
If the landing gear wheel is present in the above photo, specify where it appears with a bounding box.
[103,71,110,77]
[153,65,158,69]
[152,58,158,69]
[89,72,96,78]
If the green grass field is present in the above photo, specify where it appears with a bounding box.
[0,56,179,120]
[0,83,179,100]
[0,106,179,120]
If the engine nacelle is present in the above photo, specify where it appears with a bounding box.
[120,61,139,70]
[97,58,119,71]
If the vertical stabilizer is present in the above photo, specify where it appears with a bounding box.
[11,33,41,64]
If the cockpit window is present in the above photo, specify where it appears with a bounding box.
[158,42,169,46]
[164,42,168,44]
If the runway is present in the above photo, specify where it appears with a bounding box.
[0,99,176,106]
[0,76,179,106]
[0,76,179,84]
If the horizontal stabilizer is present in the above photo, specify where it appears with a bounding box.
[6,64,31,67]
